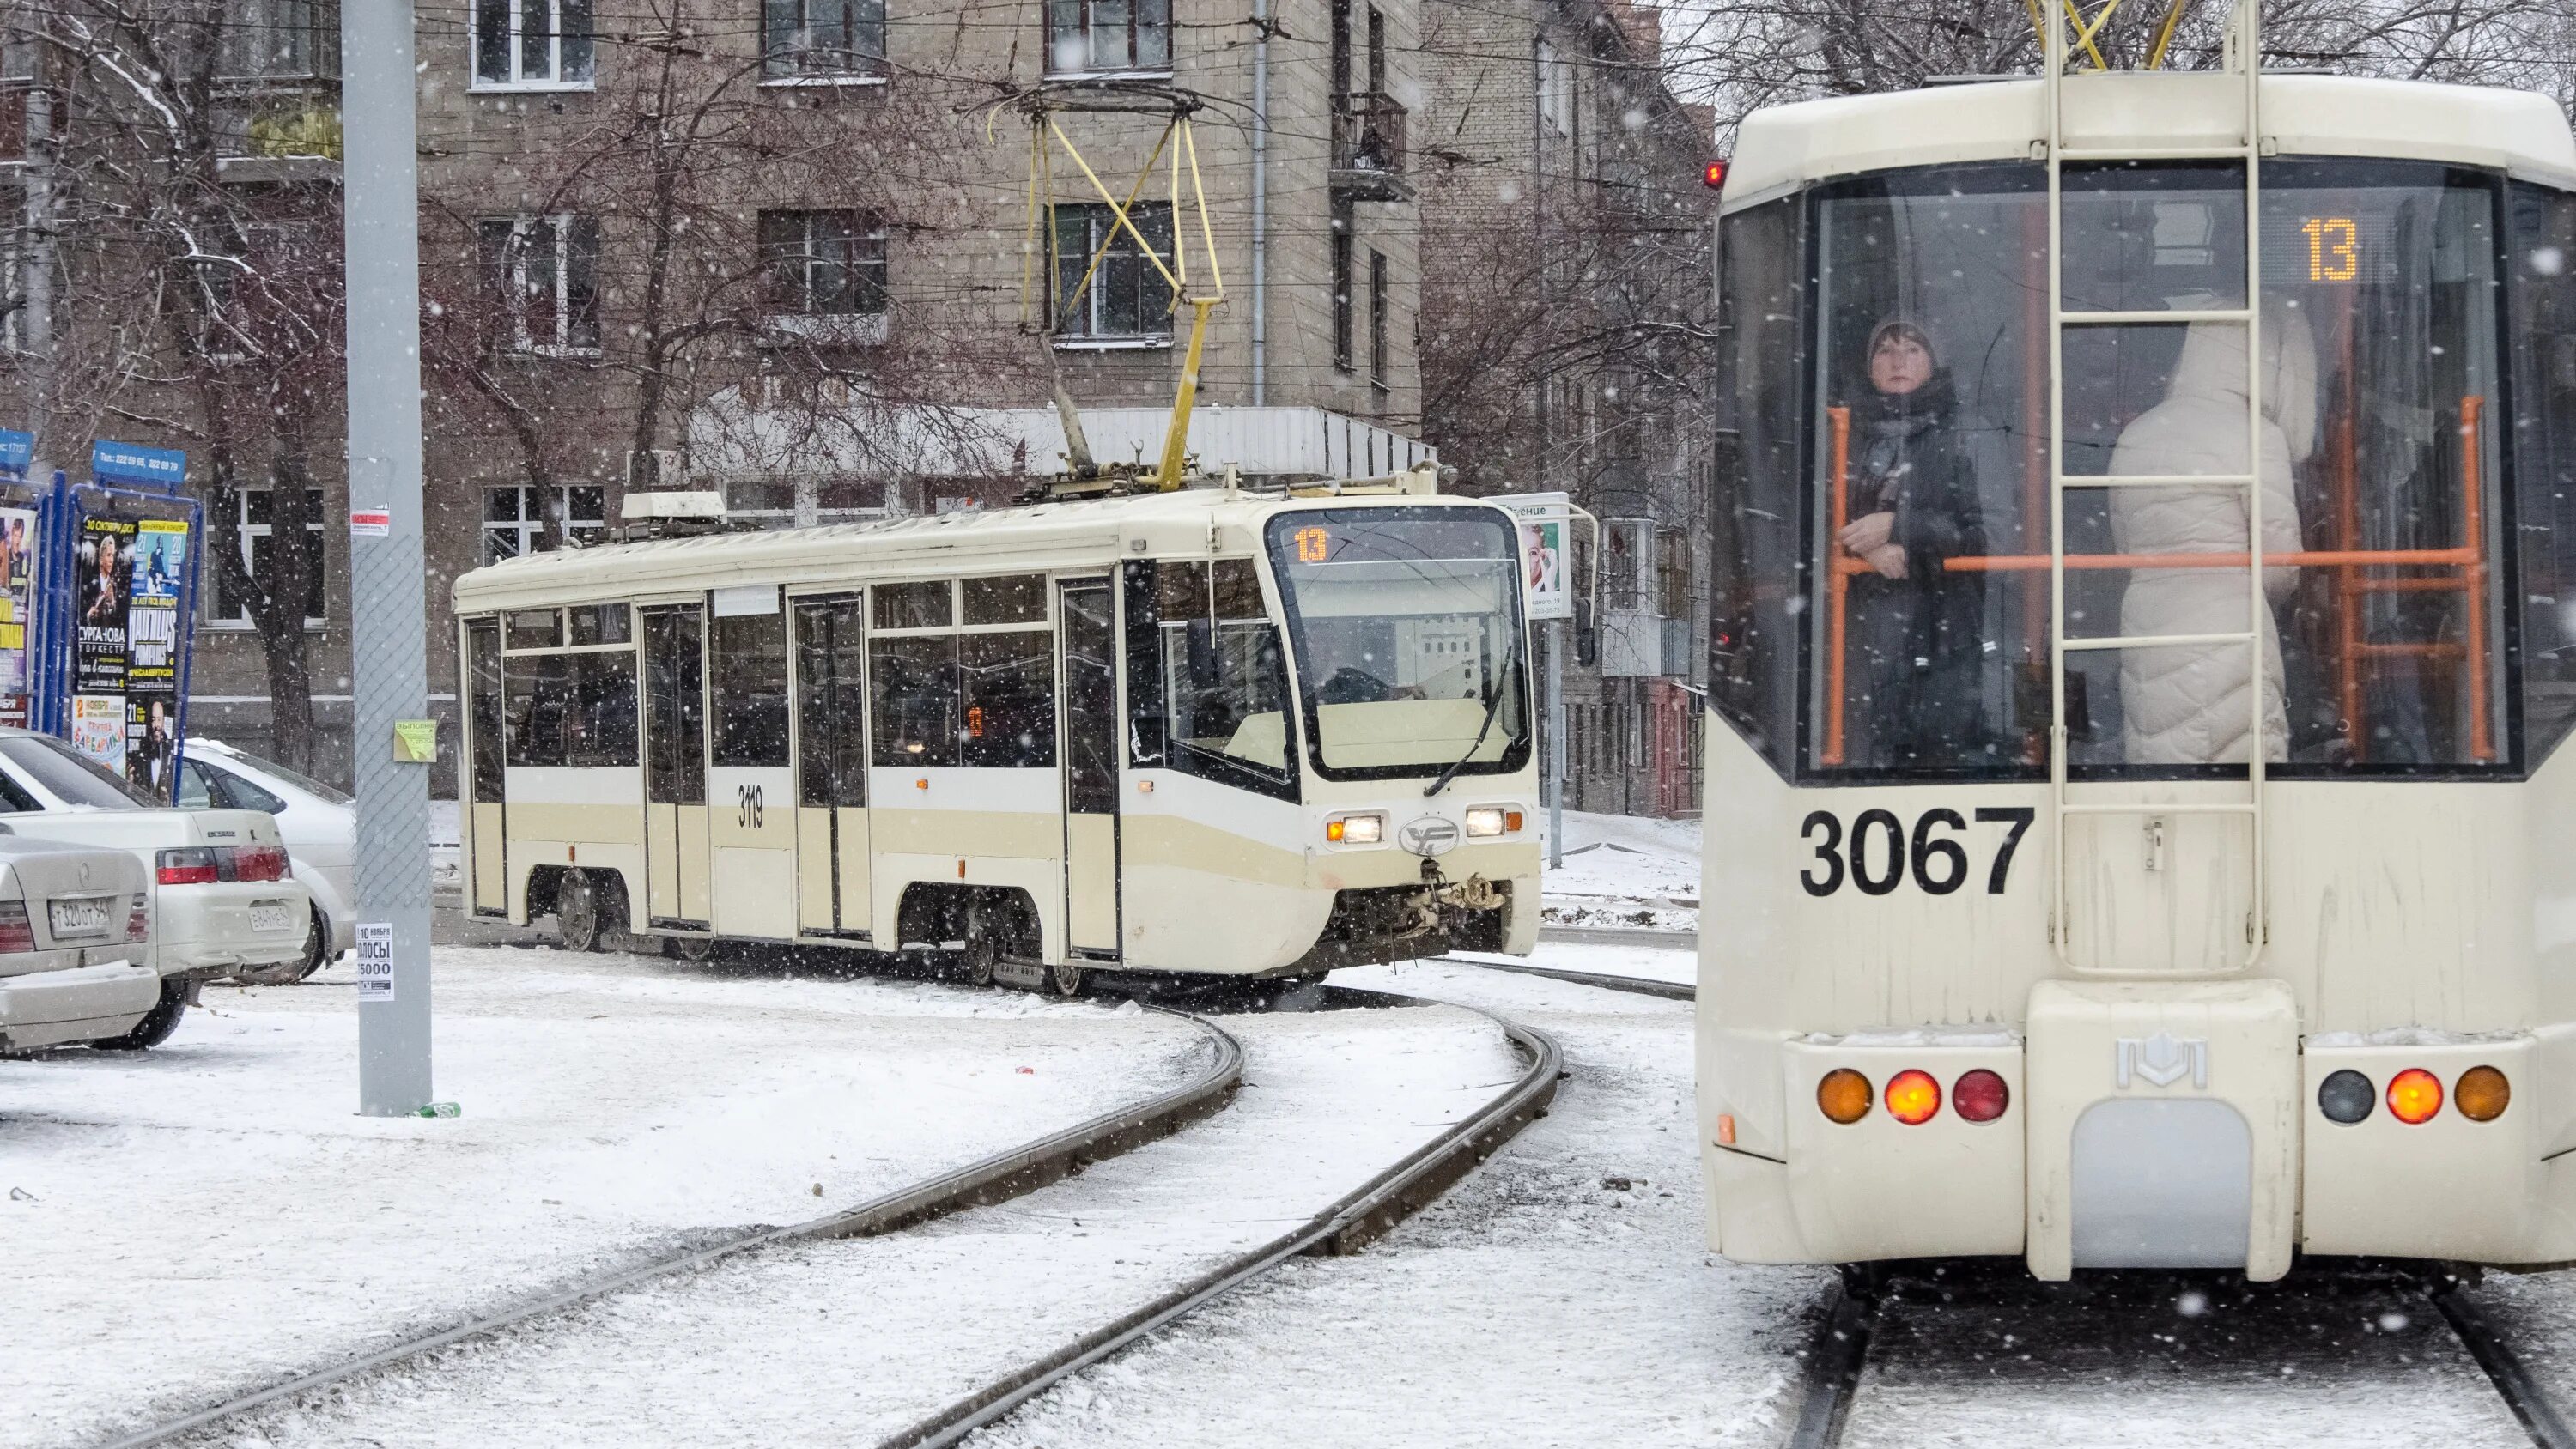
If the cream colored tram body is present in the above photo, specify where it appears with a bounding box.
[1699,67,2576,1277]
[452,484,1539,988]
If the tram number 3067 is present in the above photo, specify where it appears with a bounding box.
[1801,807,2034,899]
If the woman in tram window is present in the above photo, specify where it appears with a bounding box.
[1836,318,1990,768]
[2106,314,2313,764]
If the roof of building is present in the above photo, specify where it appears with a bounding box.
[1722,72,2576,211]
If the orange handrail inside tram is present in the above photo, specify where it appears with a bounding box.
[1819,397,2494,764]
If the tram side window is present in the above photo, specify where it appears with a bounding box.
[503,653,568,767]
[566,652,638,767]
[2513,181,2576,765]
[796,599,868,807]
[1710,196,1804,779]
[1127,557,1294,791]
[468,621,504,800]
[643,609,707,803]
[711,609,791,767]
[872,634,957,766]
[960,632,1056,767]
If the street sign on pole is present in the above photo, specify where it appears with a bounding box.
[345,0,434,1117]
[1491,491,1589,868]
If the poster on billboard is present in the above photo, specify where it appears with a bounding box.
[0,505,34,725]
[70,694,123,773]
[76,516,134,697]
[125,518,185,797]
[1493,492,1573,621]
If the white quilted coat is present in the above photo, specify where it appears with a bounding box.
[2106,315,2314,764]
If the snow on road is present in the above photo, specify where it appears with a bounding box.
[182,997,1522,1448]
[978,951,1821,1449]
[2,945,1207,1449]
[1542,810,1701,935]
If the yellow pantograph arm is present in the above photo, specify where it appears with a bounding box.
[1048,117,1187,300]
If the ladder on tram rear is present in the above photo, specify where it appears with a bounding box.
[2043,1,2269,970]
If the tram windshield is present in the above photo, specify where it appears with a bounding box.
[1266,507,1531,780]
[1712,157,2569,779]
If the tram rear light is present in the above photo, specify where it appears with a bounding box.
[2457,1065,2511,1122]
[1703,160,1728,189]
[2318,1069,2376,1125]
[1953,1069,2009,1123]
[1885,1069,1941,1125]
[1817,1069,1871,1125]
[2388,1068,2444,1125]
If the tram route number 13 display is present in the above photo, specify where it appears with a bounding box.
[1800,807,2034,898]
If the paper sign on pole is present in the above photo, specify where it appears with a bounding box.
[1492,491,1574,621]
[355,922,395,1002]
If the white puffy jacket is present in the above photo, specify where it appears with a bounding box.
[2106,314,2313,764]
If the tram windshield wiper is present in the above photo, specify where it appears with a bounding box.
[1422,637,1523,799]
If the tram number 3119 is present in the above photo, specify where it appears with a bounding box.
[1801,807,2034,898]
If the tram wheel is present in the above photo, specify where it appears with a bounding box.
[962,917,1000,988]
[556,870,602,953]
[1048,958,1085,998]
[666,933,717,964]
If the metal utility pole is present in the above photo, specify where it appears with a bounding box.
[23,84,51,428]
[346,0,434,1116]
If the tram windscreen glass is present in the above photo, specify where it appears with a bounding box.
[1265,507,1529,780]
[1772,159,2508,779]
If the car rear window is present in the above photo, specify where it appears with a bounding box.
[0,737,153,809]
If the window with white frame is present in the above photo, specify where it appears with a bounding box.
[483,483,605,564]
[474,0,594,88]
[1051,203,1174,342]
[1045,0,1170,76]
[759,209,888,343]
[762,0,887,80]
[1537,42,1572,136]
[219,0,337,82]
[212,487,325,627]
[477,215,600,355]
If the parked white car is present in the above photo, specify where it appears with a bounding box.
[177,737,355,984]
[0,729,310,1014]
[0,835,164,1051]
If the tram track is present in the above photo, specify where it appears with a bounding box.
[1785,1265,2576,1449]
[100,1003,1248,1449]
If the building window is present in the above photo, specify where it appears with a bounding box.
[220,1,337,82]
[213,488,325,627]
[762,0,887,81]
[1330,203,1354,373]
[478,215,600,355]
[474,0,594,88]
[1537,41,1571,137]
[1046,0,1171,75]
[1368,248,1388,391]
[1051,203,1174,342]
[483,483,605,564]
[759,209,888,344]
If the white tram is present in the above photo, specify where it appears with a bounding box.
[452,471,1539,992]
[1698,26,2576,1276]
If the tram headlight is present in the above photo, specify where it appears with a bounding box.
[2388,1068,2445,1125]
[1464,807,1516,837]
[2318,1069,2376,1125]
[2456,1065,2511,1122]
[1817,1069,1872,1125]
[1327,813,1384,846]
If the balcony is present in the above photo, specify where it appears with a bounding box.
[1330,92,1411,203]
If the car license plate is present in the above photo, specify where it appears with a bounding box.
[48,896,112,938]
[249,901,295,934]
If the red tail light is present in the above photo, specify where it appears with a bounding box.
[125,892,149,943]
[234,845,291,882]
[1953,1070,2011,1123]
[157,848,218,885]
[0,900,33,953]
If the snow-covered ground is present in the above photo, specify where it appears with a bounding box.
[2,945,1209,1449]
[191,998,1523,1447]
[981,951,1820,1449]
[1540,810,1701,936]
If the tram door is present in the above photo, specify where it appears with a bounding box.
[1059,578,1121,956]
[794,596,872,937]
[464,619,507,917]
[641,604,712,927]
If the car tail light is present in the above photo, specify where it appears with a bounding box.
[1953,1069,2010,1123]
[125,892,149,943]
[0,900,33,953]
[1817,1069,1872,1125]
[233,845,291,882]
[157,848,218,885]
[2388,1068,2444,1125]
[1885,1069,1941,1125]
[2456,1065,2511,1122]
[2318,1069,2375,1125]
